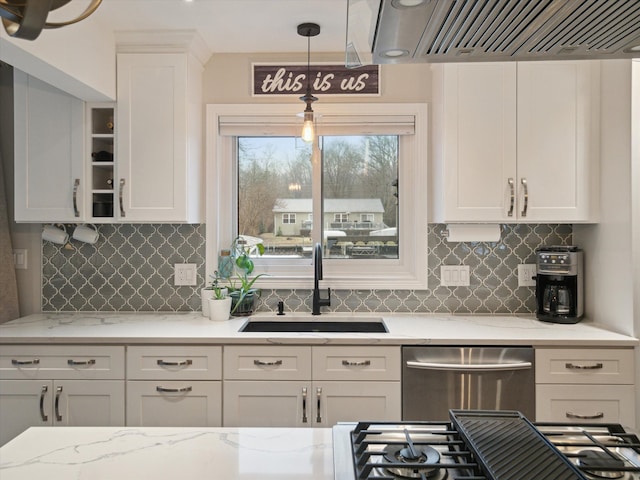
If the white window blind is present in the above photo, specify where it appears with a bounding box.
[218,114,415,136]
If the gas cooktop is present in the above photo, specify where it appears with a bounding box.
[332,411,640,480]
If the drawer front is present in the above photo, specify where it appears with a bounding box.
[312,346,401,381]
[536,384,635,427]
[535,348,634,384]
[127,346,222,380]
[126,380,221,427]
[0,345,124,380]
[223,346,311,380]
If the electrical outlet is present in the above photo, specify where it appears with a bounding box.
[518,264,537,287]
[12,249,28,270]
[440,265,470,286]
[174,263,197,286]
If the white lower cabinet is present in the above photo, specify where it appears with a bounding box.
[222,346,401,427]
[535,348,635,426]
[0,346,125,446]
[126,346,222,427]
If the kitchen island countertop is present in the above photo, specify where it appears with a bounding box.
[0,312,636,346]
[0,426,334,480]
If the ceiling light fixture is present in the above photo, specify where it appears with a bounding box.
[298,22,320,144]
[0,0,102,40]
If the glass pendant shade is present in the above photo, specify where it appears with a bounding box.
[301,107,315,143]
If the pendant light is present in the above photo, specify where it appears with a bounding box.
[0,0,102,40]
[298,22,320,143]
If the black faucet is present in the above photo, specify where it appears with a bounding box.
[312,242,331,315]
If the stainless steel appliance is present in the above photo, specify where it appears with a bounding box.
[536,246,584,324]
[402,347,535,421]
[332,410,640,480]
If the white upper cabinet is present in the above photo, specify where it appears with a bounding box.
[116,52,204,223]
[431,61,600,223]
[14,70,85,222]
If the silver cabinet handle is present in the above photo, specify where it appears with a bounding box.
[302,387,308,423]
[520,177,528,217]
[73,178,80,218]
[566,362,603,370]
[119,179,126,217]
[157,359,193,367]
[12,358,40,366]
[316,387,322,424]
[342,360,371,367]
[406,360,532,372]
[566,411,604,420]
[67,359,96,366]
[55,386,63,422]
[39,385,48,422]
[253,359,283,366]
[156,386,193,393]
[507,178,515,217]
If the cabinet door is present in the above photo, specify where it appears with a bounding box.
[13,70,85,222]
[126,380,221,427]
[223,381,309,427]
[54,380,124,426]
[116,54,190,222]
[314,381,401,427]
[516,61,599,222]
[0,380,52,446]
[432,63,517,222]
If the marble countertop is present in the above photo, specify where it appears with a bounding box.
[0,426,333,480]
[0,312,636,346]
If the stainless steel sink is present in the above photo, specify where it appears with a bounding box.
[239,315,388,333]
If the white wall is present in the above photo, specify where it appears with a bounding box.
[632,60,640,430]
[0,15,116,101]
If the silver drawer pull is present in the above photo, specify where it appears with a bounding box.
[156,386,193,393]
[39,385,48,422]
[342,360,371,367]
[73,178,80,218]
[566,411,604,420]
[67,359,96,366]
[302,387,308,423]
[316,387,322,424]
[119,179,126,217]
[55,386,63,422]
[157,359,193,367]
[507,178,515,217]
[565,362,603,370]
[12,358,40,366]
[520,177,528,217]
[253,359,283,366]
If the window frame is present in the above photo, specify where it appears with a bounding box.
[205,103,429,290]
[282,213,296,224]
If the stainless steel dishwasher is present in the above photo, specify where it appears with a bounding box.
[402,346,535,420]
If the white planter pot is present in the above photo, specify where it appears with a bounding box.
[201,288,214,317]
[208,297,232,321]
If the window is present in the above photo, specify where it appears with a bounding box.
[206,103,428,289]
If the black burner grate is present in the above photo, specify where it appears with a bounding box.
[450,411,588,480]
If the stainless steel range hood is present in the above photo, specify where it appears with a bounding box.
[346,0,640,65]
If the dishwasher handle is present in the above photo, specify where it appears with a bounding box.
[406,360,532,372]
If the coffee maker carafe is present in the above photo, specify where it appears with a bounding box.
[535,246,583,323]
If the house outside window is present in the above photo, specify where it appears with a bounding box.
[206,103,428,290]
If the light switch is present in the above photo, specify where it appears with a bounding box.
[440,265,470,286]
[174,263,197,286]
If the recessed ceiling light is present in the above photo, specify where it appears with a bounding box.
[381,49,409,58]
[391,0,427,8]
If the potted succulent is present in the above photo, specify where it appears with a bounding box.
[207,272,232,322]
[201,271,229,319]
[228,236,266,316]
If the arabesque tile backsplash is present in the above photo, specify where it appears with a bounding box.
[42,223,572,314]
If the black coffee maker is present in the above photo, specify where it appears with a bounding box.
[535,246,583,324]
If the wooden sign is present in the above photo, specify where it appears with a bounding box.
[253,64,380,96]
